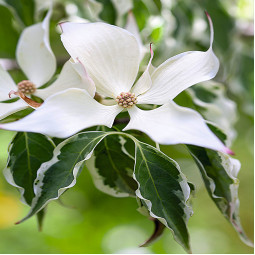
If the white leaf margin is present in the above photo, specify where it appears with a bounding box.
[189,147,253,247]
[3,136,27,204]
[133,141,193,252]
[86,135,135,198]
[3,132,55,206]
[86,153,130,198]
[19,132,109,222]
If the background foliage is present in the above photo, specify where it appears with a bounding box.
[0,0,253,253]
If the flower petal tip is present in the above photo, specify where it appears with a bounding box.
[8,90,18,98]
[204,11,213,30]
[58,21,67,33]
[224,147,235,156]
[149,43,154,57]
[204,10,210,18]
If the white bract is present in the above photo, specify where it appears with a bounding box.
[0,14,232,154]
[0,9,93,120]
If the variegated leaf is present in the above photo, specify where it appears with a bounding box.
[87,134,137,197]
[133,141,192,253]
[187,125,253,247]
[4,132,55,205]
[17,131,108,223]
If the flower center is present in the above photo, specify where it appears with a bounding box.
[17,80,36,95]
[116,92,137,108]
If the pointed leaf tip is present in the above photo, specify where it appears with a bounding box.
[140,219,165,247]
[133,141,192,252]
[18,131,109,223]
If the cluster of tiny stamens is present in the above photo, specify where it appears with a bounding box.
[116,92,137,108]
[17,80,36,94]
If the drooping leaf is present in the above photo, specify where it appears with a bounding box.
[133,141,192,253]
[4,132,55,205]
[87,134,137,197]
[17,131,108,223]
[187,126,253,247]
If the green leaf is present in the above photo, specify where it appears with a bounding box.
[187,145,253,247]
[0,4,20,58]
[134,141,192,253]
[97,0,116,24]
[4,132,55,205]
[87,135,137,197]
[133,0,150,30]
[18,131,108,223]
[0,107,34,124]
[151,26,163,43]
[4,0,35,26]
[152,0,162,11]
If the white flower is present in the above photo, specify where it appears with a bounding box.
[0,9,94,120]
[0,13,232,154]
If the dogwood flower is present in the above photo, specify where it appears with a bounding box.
[0,13,232,154]
[0,9,94,120]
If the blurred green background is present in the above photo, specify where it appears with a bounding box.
[0,0,253,253]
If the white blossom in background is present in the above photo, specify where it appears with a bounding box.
[187,81,237,145]
[125,11,148,63]
[0,13,233,154]
[111,0,133,26]
[0,8,93,120]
